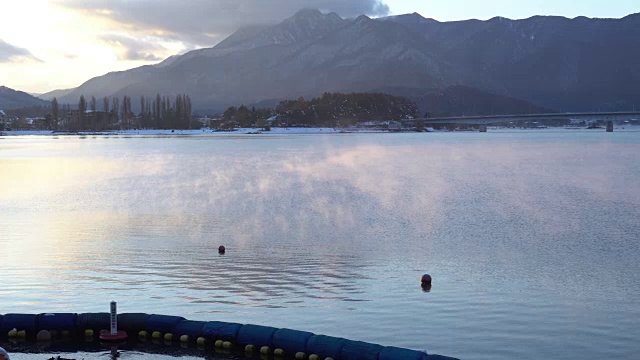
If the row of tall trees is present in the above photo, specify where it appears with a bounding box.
[46,94,192,131]
[138,94,192,129]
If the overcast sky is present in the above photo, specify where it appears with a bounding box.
[0,0,638,94]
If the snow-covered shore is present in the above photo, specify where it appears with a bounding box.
[2,126,637,137]
[0,127,387,137]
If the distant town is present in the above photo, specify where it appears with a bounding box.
[0,92,423,133]
[1,92,620,134]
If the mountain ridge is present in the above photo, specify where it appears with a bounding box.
[56,9,640,113]
[0,86,50,110]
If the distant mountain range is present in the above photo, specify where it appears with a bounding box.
[39,87,76,101]
[409,85,549,117]
[0,86,49,110]
[19,9,640,114]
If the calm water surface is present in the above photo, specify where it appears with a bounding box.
[1,130,639,360]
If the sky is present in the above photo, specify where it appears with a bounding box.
[0,0,638,95]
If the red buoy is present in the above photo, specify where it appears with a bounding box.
[99,329,128,342]
[218,246,226,254]
[100,301,128,342]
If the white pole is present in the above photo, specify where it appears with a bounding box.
[110,301,118,335]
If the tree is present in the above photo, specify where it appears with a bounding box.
[78,95,87,130]
[111,97,120,125]
[161,97,167,124]
[140,96,149,128]
[51,97,59,131]
[44,113,54,130]
[121,96,132,129]
[64,103,71,130]
[88,96,97,130]
[256,117,268,130]
[175,94,183,129]
[152,98,157,126]
[236,105,252,128]
[12,118,29,130]
[155,93,162,127]
[184,95,192,129]
[164,107,176,129]
[102,97,110,129]
[223,106,237,121]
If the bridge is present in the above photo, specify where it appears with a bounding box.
[412,111,640,132]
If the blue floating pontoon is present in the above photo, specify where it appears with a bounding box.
[0,311,459,360]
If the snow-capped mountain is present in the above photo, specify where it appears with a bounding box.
[57,9,640,113]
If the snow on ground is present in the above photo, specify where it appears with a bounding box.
[0,127,377,137]
[2,126,638,137]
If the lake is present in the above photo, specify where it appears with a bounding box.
[1,130,639,360]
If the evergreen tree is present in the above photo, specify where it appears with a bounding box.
[175,94,183,129]
[184,95,192,129]
[78,95,87,130]
[223,106,237,121]
[121,96,132,129]
[155,93,162,128]
[236,105,252,128]
[89,96,97,130]
[51,97,59,131]
[111,97,120,124]
[102,97,110,129]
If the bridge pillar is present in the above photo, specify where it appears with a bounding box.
[606,121,613,132]
[479,124,487,132]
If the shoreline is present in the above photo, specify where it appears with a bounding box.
[1,126,638,137]
[0,128,384,137]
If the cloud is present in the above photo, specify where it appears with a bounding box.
[55,0,390,46]
[0,39,42,63]
[100,34,164,61]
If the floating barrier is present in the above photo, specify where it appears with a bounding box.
[237,324,278,348]
[0,309,459,360]
[76,313,110,332]
[341,340,385,360]
[173,320,206,341]
[146,314,185,334]
[202,321,242,342]
[117,313,149,333]
[306,334,348,360]
[273,328,314,355]
[380,346,429,360]
[38,313,77,332]
[1,314,37,336]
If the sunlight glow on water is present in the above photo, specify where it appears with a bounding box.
[1,131,639,360]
